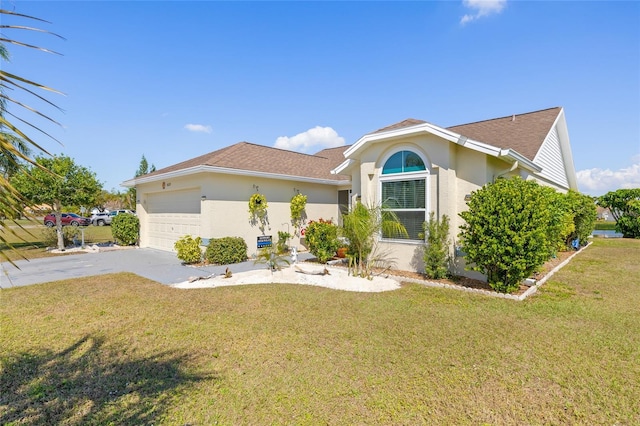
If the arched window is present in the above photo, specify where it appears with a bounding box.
[380,150,428,241]
[382,150,426,175]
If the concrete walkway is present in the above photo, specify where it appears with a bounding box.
[0,247,313,289]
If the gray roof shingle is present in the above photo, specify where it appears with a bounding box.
[446,107,561,161]
[143,142,350,182]
[372,108,562,161]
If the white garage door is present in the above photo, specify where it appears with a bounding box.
[146,189,201,251]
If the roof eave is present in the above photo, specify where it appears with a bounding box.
[121,165,350,188]
[498,149,543,173]
[344,122,461,159]
[331,159,356,175]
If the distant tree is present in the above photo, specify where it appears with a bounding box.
[11,155,102,249]
[136,154,156,177]
[127,154,156,209]
[598,189,640,238]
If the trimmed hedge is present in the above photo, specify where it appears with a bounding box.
[111,213,139,246]
[205,237,248,265]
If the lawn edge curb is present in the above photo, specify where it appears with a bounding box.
[399,242,592,301]
[516,241,592,301]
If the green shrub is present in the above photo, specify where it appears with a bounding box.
[305,218,340,263]
[459,177,557,293]
[539,186,575,253]
[111,213,139,246]
[174,235,202,264]
[565,190,597,247]
[41,226,80,248]
[276,231,291,254]
[422,212,451,279]
[205,237,248,265]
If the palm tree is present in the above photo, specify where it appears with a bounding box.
[340,201,408,278]
[1,9,64,264]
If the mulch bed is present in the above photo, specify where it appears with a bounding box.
[322,249,578,297]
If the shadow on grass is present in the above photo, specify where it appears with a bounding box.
[0,335,215,424]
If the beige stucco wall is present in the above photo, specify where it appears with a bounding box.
[136,172,342,256]
[347,134,522,278]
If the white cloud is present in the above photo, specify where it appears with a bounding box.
[274,126,345,153]
[184,123,212,134]
[577,156,640,196]
[460,0,507,25]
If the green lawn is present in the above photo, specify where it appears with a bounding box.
[594,221,617,231]
[0,221,113,262]
[1,238,639,425]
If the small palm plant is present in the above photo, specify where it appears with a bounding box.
[254,246,291,272]
[340,201,407,278]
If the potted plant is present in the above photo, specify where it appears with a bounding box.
[248,193,268,231]
[290,193,307,235]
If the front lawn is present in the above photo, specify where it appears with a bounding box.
[0,221,113,262]
[1,238,639,424]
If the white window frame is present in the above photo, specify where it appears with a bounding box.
[378,148,430,243]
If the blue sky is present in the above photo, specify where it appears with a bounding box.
[3,0,639,195]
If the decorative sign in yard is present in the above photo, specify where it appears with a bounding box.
[257,235,272,249]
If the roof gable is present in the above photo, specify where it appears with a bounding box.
[447,107,562,161]
[372,118,427,134]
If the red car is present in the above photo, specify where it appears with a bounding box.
[43,213,91,227]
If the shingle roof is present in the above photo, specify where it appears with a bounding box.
[446,107,561,161]
[314,145,352,169]
[370,108,561,161]
[143,142,350,182]
[372,118,427,134]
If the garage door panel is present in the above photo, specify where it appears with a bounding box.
[147,189,200,214]
[145,188,201,251]
[147,213,200,251]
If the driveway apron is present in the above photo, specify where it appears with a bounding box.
[1,248,313,288]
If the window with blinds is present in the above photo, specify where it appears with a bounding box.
[380,150,428,241]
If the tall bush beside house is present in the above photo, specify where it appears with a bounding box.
[422,213,451,279]
[598,188,640,238]
[565,190,597,247]
[205,237,248,265]
[305,219,340,263]
[539,186,575,253]
[174,235,202,264]
[111,213,139,246]
[458,177,557,293]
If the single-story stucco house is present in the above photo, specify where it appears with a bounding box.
[122,106,577,275]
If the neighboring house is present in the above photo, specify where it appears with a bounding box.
[122,107,577,276]
[596,206,614,221]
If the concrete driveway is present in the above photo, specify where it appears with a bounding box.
[1,248,312,288]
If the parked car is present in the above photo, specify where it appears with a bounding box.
[43,213,91,227]
[109,209,136,218]
[90,212,112,226]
